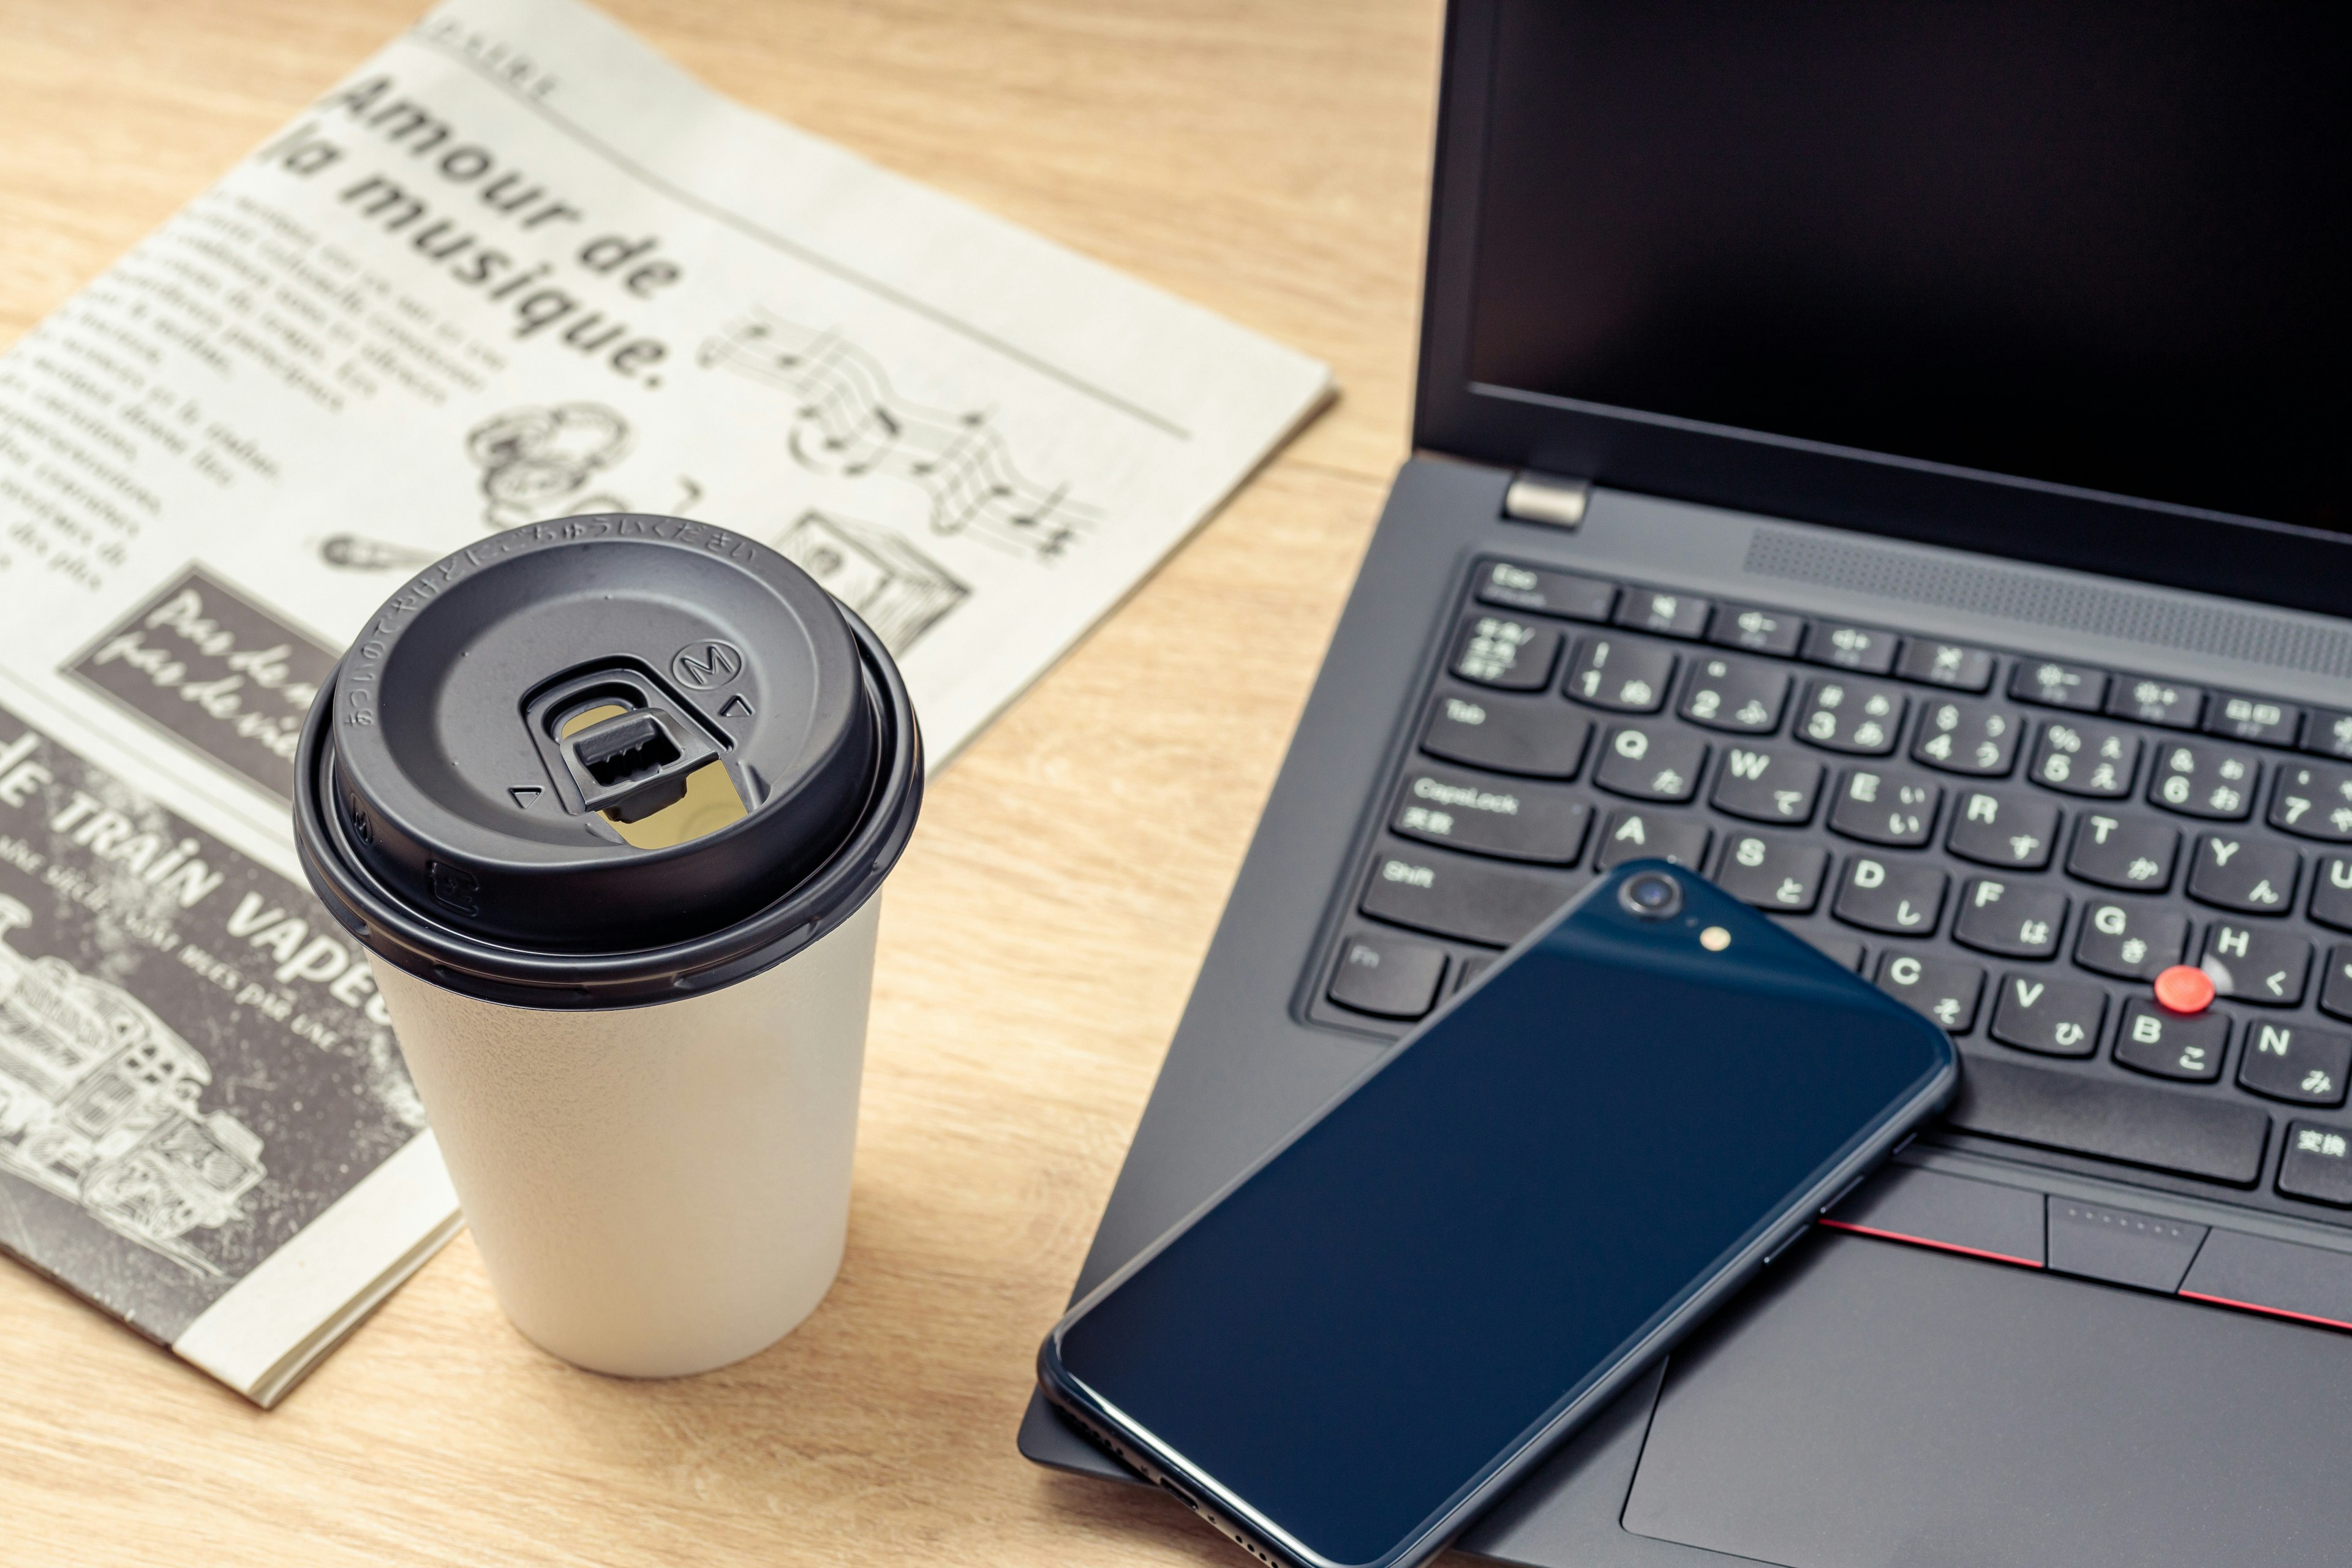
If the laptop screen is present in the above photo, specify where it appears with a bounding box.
[1464,2,2346,534]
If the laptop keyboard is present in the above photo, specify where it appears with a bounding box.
[1313,556,2352,1227]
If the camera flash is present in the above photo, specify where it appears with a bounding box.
[1700,926,1732,951]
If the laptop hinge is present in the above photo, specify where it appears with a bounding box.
[1501,470,1591,530]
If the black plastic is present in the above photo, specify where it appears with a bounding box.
[293,514,922,1008]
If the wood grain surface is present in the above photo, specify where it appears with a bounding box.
[0,1,1443,1561]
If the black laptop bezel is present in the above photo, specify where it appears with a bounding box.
[1414,0,2352,622]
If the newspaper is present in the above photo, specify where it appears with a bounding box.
[0,0,1330,1404]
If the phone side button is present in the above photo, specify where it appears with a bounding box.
[1761,1226,1811,1267]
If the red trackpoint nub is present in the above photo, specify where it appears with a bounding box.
[2154,964,2215,1014]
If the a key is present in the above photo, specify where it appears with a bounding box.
[1804,622,1899,674]
[2073,900,2189,980]
[2201,922,2311,1006]
[1451,614,1562,691]
[1833,856,1948,936]
[1712,832,1827,913]
[2114,998,2228,1082]
[1709,745,1823,825]
[1953,877,2068,959]
[2029,718,2140,797]
[2147,738,2259,820]
[1678,654,1789,734]
[1874,950,1983,1032]
[1613,587,1710,639]
[2269,760,2352,842]
[2206,693,2301,747]
[1708,605,1806,657]
[2278,1123,2352,1206]
[1472,560,1617,622]
[2313,856,2352,932]
[1327,931,1449,1019]
[1593,723,1706,801]
[1390,766,1593,864]
[1594,809,1710,871]
[2106,676,2204,729]
[1564,635,1675,712]
[1828,766,1942,848]
[2065,812,2179,892]
[1988,973,2106,1057]
[1912,698,2021,777]
[2009,660,2110,712]
[2186,834,2301,914]
[2236,1020,2352,1107]
[1360,845,1572,948]
[1796,676,1907,755]
[1420,689,1591,779]
[2303,707,2352,762]
[1946,788,2060,870]
[1894,638,1995,692]
[1947,1058,2269,1185]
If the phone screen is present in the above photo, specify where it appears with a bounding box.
[1048,869,1953,1566]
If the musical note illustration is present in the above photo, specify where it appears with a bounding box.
[698,307,1099,562]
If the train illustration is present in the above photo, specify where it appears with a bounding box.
[0,895,264,1275]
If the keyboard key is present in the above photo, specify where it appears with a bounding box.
[1894,639,1996,692]
[2009,659,2111,712]
[1390,765,1592,864]
[1911,698,2021,777]
[2065,812,2179,892]
[1953,877,2068,959]
[2186,834,2301,914]
[2326,946,2352,1021]
[1828,766,1943,848]
[2073,900,2189,980]
[2303,707,2352,761]
[2206,693,2301,747]
[2114,998,2228,1082]
[1713,831,1827,913]
[1594,723,1706,801]
[2200,922,2310,1006]
[2269,760,2352,842]
[1451,614,1561,691]
[1796,677,1907,755]
[2279,1123,2352,1205]
[1989,972,2106,1057]
[2236,1020,2351,1107]
[1420,689,1591,779]
[1947,789,2060,870]
[1945,1057,2270,1185]
[2314,856,2352,932]
[2028,718,2140,797]
[1360,845,1572,948]
[2106,675,2205,729]
[1677,654,1790,734]
[1613,587,1710,639]
[1803,622,1900,674]
[1564,634,1675,712]
[1709,745,1823,825]
[1834,856,1948,937]
[1709,605,1806,657]
[1792,929,1866,971]
[1472,559,1617,622]
[2147,738,2259,820]
[1327,931,1449,1019]
[1594,809,1710,871]
[1874,950,1983,1032]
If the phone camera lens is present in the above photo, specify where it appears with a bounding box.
[1619,871,1683,919]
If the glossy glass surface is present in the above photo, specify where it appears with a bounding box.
[1054,870,1951,1566]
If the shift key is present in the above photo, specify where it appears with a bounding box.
[1362,844,1575,948]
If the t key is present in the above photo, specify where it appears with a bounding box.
[2066,812,2179,892]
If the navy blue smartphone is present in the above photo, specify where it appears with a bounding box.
[1037,861,1959,1568]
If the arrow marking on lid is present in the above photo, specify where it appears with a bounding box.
[718,694,755,720]
[510,786,543,808]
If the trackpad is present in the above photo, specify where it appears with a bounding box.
[1623,1231,2352,1567]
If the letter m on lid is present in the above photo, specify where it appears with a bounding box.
[671,641,744,690]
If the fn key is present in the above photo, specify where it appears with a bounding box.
[1327,931,1448,1020]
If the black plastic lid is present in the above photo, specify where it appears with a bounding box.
[293,515,922,1008]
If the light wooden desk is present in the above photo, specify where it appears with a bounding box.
[0,1,1441,1560]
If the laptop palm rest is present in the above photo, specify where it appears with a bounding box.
[1612,1231,2352,1567]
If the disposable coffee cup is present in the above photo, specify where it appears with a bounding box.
[294,515,921,1377]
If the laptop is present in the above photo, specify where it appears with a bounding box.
[1022,4,2352,1564]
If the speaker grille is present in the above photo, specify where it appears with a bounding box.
[1744,529,2352,679]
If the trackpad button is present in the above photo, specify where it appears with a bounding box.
[1621,1231,2352,1567]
